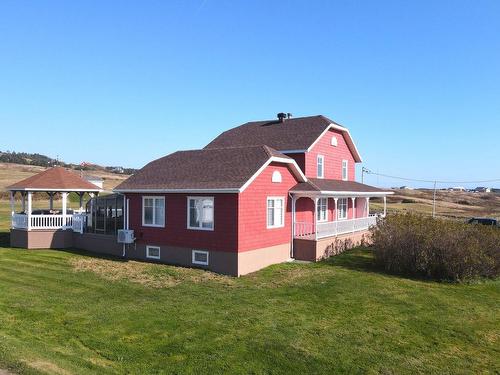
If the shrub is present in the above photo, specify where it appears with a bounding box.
[370,213,500,281]
[456,200,471,205]
[401,198,416,204]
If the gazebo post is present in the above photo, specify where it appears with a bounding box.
[62,192,68,230]
[21,192,26,212]
[27,191,32,231]
[10,191,14,216]
[48,192,54,211]
[78,192,84,213]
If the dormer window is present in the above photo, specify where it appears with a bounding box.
[317,155,324,179]
[342,160,348,181]
[331,136,338,147]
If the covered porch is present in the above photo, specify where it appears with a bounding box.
[290,179,393,259]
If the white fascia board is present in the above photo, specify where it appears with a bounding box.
[306,123,363,163]
[114,188,240,194]
[239,157,307,193]
[291,190,394,197]
[7,187,102,192]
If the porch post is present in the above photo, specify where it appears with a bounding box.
[313,197,318,240]
[27,192,32,231]
[333,197,338,235]
[351,197,356,219]
[62,192,68,230]
[48,192,54,211]
[291,195,296,258]
[366,197,370,217]
[79,192,84,212]
[21,192,26,212]
[383,196,387,217]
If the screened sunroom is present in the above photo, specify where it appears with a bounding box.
[85,193,124,235]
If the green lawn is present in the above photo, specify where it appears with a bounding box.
[0,201,498,374]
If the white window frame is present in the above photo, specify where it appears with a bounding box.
[192,250,209,265]
[338,198,348,220]
[342,160,348,181]
[267,196,285,229]
[271,170,282,183]
[317,198,328,222]
[187,196,214,231]
[146,245,161,260]
[331,136,338,146]
[317,155,324,179]
[142,196,165,227]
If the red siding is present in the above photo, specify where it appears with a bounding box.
[304,129,356,180]
[238,162,299,252]
[126,193,238,252]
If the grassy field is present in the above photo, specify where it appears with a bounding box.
[371,189,500,220]
[0,208,499,373]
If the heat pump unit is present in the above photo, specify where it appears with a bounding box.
[117,229,135,244]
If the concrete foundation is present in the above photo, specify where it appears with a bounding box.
[294,230,371,261]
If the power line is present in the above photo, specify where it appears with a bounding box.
[363,169,500,184]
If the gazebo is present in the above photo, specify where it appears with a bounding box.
[7,167,102,232]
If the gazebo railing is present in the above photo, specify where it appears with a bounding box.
[11,213,76,230]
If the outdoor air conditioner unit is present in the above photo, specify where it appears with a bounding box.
[117,229,135,244]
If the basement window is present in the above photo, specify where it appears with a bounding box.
[146,245,161,260]
[192,250,209,265]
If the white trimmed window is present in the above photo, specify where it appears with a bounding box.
[317,155,324,178]
[146,245,160,260]
[267,197,284,228]
[192,250,209,265]
[188,197,214,230]
[142,196,165,227]
[317,198,328,222]
[338,198,348,220]
[331,136,338,146]
[271,170,282,183]
[342,160,348,181]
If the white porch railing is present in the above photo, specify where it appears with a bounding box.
[294,215,378,240]
[11,213,77,230]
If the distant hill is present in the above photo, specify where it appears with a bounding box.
[0,150,137,175]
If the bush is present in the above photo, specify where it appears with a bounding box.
[370,213,500,281]
[401,198,416,204]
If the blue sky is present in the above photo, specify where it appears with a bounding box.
[1,0,499,188]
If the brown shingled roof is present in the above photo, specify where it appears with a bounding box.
[115,145,302,192]
[7,167,102,191]
[291,178,391,194]
[204,115,362,162]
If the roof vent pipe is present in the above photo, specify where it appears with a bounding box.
[277,113,287,122]
[287,113,292,119]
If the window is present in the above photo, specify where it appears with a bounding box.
[317,198,328,222]
[342,160,348,181]
[146,245,160,260]
[142,196,165,227]
[338,198,348,220]
[317,155,324,178]
[271,170,282,183]
[188,197,214,230]
[331,136,338,146]
[192,250,209,265]
[267,197,284,228]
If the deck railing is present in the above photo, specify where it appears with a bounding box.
[294,215,378,240]
[11,213,76,230]
[71,214,87,234]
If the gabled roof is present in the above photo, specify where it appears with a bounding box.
[290,178,393,196]
[205,115,362,162]
[7,167,102,192]
[114,145,306,193]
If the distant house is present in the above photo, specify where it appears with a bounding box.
[474,187,491,193]
[83,174,104,189]
[450,186,466,192]
[400,186,414,190]
[9,114,393,276]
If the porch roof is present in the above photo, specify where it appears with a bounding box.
[290,178,393,196]
[7,167,102,192]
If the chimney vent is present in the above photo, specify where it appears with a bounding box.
[277,113,287,122]
[287,113,292,119]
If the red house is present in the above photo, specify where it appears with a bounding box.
[8,114,392,276]
[114,114,392,275]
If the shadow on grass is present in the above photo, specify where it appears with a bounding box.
[321,247,382,274]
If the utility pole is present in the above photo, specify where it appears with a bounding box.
[361,167,371,184]
[432,180,437,218]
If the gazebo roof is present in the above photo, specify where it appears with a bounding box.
[7,167,102,192]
